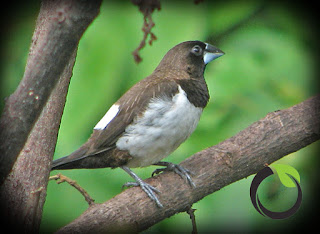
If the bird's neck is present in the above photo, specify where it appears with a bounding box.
[153,65,204,80]
[177,78,209,108]
[151,67,209,108]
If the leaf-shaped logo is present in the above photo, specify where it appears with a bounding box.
[271,164,300,188]
[250,164,302,219]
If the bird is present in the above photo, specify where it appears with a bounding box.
[51,40,224,207]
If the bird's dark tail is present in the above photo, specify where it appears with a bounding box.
[51,147,88,170]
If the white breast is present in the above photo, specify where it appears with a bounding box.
[116,85,203,168]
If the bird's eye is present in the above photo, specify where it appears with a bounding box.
[191,45,202,56]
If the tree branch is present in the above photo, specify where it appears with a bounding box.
[0,0,101,184]
[0,0,102,232]
[57,95,320,233]
[49,174,95,206]
[131,0,161,63]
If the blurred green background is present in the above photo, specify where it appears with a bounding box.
[1,0,319,233]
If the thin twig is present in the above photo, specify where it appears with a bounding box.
[49,173,95,206]
[187,207,198,234]
[131,0,160,63]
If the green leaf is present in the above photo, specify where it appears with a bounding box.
[271,164,300,188]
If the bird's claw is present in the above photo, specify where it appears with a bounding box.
[152,162,196,188]
[122,180,163,208]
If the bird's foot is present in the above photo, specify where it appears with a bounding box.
[152,161,196,188]
[121,166,163,208]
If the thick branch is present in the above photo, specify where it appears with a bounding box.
[57,95,320,233]
[0,0,102,232]
[0,0,102,184]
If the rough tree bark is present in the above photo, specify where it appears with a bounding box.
[56,95,319,233]
[0,0,102,232]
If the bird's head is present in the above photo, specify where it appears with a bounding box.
[155,41,224,78]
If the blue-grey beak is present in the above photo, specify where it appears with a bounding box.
[203,43,225,64]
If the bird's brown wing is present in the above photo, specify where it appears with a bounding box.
[84,76,179,155]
